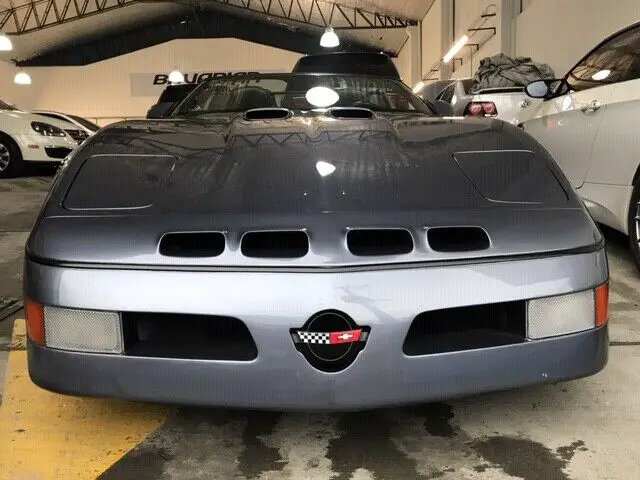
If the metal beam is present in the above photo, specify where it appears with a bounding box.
[185,0,418,29]
[17,8,380,66]
[0,0,139,34]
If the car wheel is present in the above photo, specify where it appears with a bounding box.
[0,134,24,179]
[628,184,640,270]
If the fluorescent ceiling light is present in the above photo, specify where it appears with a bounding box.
[412,81,425,94]
[443,35,469,63]
[168,70,184,83]
[14,71,31,85]
[306,86,339,108]
[320,27,339,48]
[315,161,336,177]
[591,69,610,81]
[0,34,12,51]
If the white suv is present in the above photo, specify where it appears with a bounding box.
[0,100,80,178]
[516,21,640,268]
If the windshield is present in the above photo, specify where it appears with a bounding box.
[69,114,100,131]
[0,100,18,111]
[171,73,434,116]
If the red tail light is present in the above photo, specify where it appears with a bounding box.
[464,101,498,117]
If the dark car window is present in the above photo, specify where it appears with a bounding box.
[172,73,434,116]
[437,84,455,103]
[292,53,401,80]
[0,100,18,110]
[566,23,640,91]
[69,115,100,131]
[461,78,475,94]
[158,84,199,104]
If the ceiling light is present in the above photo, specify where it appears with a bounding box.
[0,34,12,51]
[14,71,31,85]
[168,70,184,83]
[591,69,610,81]
[412,81,425,94]
[320,27,339,48]
[306,86,339,108]
[443,35,469,63]
[316,161,336,177]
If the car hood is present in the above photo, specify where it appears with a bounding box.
[27,111,602,267]
[2,109,78,129]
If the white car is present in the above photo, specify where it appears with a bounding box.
[0,101,80,178]
[31,110,99,136]
[429,78,539,124]
[516,20,640,268]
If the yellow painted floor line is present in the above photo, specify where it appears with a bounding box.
[0,320,169,480]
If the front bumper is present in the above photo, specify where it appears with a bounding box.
[28,326,608,411]
[25,249,609,411]
[15,132,77,163]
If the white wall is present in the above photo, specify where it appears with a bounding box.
[450,0,501,79]
[1,38,302,123]
[516,0,640,75]
[393,40,412,85]
[421,0,442,80]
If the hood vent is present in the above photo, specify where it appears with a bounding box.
[327,107,374,119]
[159,232,226,257]
[427,227,490,252]
[243,108,292,120]
[347,229,414,256]
[241,231,309,258]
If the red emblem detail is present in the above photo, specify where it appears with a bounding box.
[329,329,362,344]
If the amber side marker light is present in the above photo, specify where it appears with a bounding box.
[595,283,609,328]
[24,298,45,346]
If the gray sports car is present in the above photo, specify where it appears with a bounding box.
[24,72,609,411]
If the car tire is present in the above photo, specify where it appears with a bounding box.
[0,133,24,179]
[628,184,640,270]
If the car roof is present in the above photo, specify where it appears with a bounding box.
[292,52,401,80]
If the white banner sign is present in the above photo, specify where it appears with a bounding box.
[130,70,285,97]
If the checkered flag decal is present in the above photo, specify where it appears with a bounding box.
[292,329,364,345]
[295,331,332,344]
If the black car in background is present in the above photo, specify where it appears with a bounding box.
[146,83,199,119]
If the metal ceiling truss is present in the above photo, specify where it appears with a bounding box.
[0,0,418,36]
[0,0,140,34]
[187,0,418,30]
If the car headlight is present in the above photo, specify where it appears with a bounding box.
[31,121,67,137]
[527,283,608,339]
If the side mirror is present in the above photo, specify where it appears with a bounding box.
[146,102,176,119]
[525,79,568,99]
[433,99,454,116]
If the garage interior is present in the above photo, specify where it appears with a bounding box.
[1,0,640,479]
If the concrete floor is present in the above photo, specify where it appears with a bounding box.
[1,173,639,480]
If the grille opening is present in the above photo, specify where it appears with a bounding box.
[328,107,374,119]
[241,231,309,258]
[427,227,490,252]
[347,229,414,256]
[122,312,257,360]
[159,232,225,257]
[403,301,526,356]
[244,108,291,120]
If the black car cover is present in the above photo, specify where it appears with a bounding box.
[470,53,556,92]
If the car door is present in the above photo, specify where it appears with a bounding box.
[583,24,640,188]
[520,50,618,188]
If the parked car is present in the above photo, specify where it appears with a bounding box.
[146,83,199,119]
[24,72,608,411]
[0,100,81,178]
[292,52,402,79]
[517,20,640,268]
[431,78,539,123]
[32,110,99,137]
